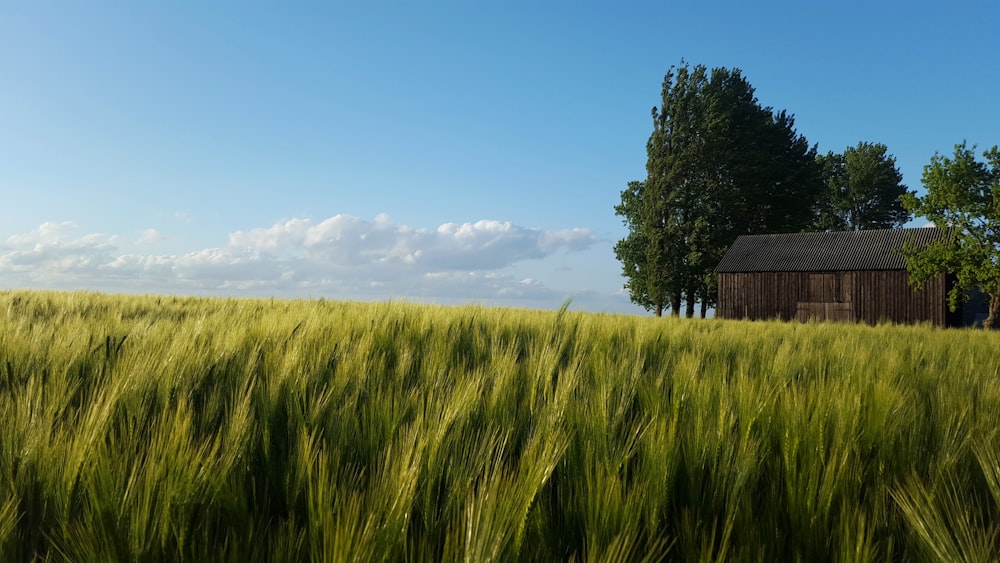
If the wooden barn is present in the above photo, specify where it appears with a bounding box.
[714,227,984,326]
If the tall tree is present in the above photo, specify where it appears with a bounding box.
[614,181,678,316]
[615,64,709,317]
[900,142,1000,328]
[815,142,913,230]
[615,62,824,317]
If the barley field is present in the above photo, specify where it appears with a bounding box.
[1,290,999,562]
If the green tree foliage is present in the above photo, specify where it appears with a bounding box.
[614,181,671,316]
[901,142,1000,328]
[615,62,824,317]
[816,142,913,230]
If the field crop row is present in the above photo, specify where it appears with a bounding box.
[1,291,1000,561]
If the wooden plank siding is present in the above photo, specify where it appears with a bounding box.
[717,271,948,326]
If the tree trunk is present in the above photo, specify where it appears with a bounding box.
[700,301,708,319]
[655,302,663,317]
[685,299,695,318]
[671,294,682,317]
[984,293,1000,330]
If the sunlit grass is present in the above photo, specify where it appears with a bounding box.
[1,290,999,561]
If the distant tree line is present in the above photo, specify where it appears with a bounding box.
[615,61,914,317]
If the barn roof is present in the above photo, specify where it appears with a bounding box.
[714,227,946,273]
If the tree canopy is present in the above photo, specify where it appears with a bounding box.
[901,142,1000,328]
[815,142,912,231]
[615,62,824,316]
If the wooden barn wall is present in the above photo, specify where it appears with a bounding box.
[716,271,948,325]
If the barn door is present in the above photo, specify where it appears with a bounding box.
[807,273,852,304]
[796,273,855,322]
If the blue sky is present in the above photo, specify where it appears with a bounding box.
[1,1,997,314]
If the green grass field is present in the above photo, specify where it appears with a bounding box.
[1,290,1000,562]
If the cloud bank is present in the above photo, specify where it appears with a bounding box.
[0,215,611,309]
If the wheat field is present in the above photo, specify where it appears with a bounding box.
[1,290,999,561]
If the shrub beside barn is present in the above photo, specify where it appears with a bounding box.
[714,227,987,326]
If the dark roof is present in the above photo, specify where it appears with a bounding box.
[714,227,946,273]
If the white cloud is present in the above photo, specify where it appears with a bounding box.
[136,229,164,246]
[0,214,610,310]
[227,215,596,272]
[0,223,119,279]
[6,221,78,247]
